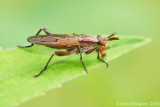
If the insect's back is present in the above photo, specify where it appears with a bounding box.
[28,34,80,49]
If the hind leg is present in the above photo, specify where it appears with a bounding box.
[34,51,72,77]
[36,28,52,35]
[18,28,52,48]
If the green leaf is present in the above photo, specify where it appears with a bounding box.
[0,36,151,107]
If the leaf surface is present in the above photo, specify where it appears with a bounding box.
[0,36,151,107]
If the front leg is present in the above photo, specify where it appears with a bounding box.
[18,28,52,48]
[34,50,72,77]
[97,47,109,68]
[85,47,97,54]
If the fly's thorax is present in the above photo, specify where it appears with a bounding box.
[77,34,98,44]
[75,34,97,52]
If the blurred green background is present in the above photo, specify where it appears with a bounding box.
[0,0,160,107]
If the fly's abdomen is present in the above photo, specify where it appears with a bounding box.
[28,35,80,49]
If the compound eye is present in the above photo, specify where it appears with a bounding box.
[98,39,105,46]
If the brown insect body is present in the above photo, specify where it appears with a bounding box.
[19,28,119,77]
[28,34,98,53]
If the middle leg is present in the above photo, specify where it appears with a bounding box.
[78,46,88,73]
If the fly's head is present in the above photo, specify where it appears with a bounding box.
[97,33,119,47]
